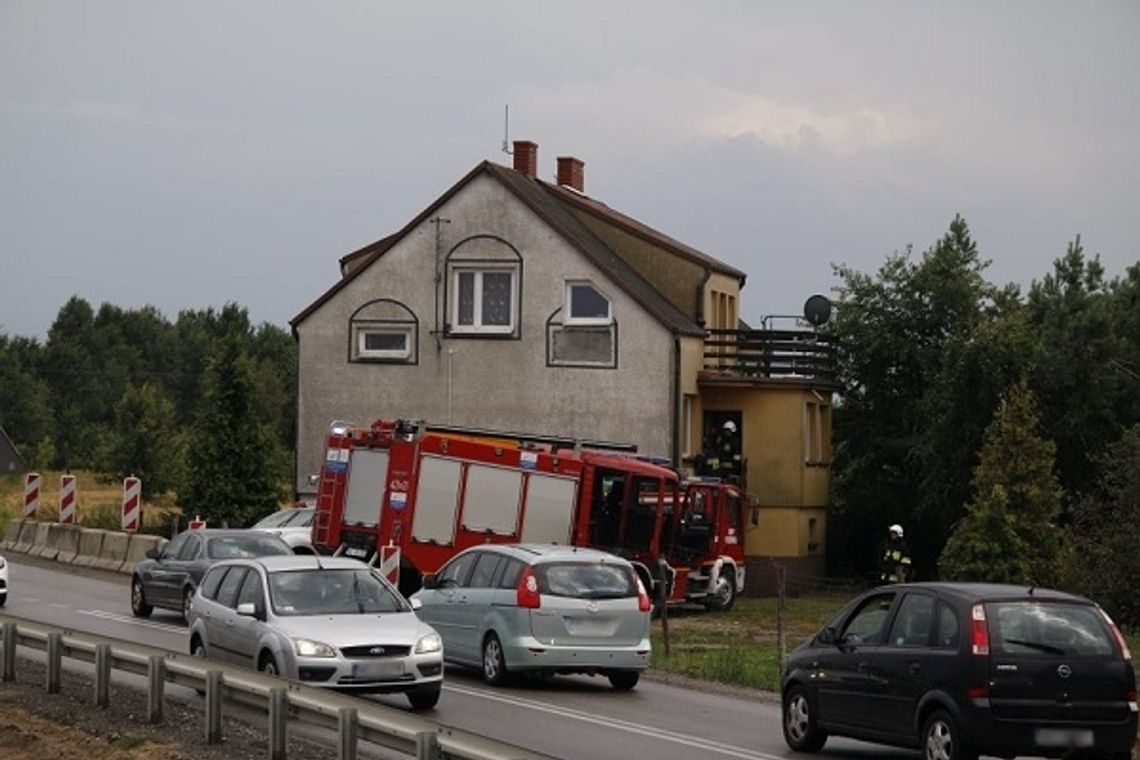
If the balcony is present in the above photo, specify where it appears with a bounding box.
[700,326,837,385]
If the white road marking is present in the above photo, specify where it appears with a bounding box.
[443,683,785,760]
[77,609,186,634]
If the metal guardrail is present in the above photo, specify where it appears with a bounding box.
[0,614,556,760]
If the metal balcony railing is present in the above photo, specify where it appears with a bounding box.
[701,328,837,382]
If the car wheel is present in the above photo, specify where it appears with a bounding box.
[406,685,441,711]
[608,670,640,691]
[482,633,509,686]
[923,709,973,760]
[259,652,280,677]
[706,569,736,612]
[130,577,153,618]
[782,685,827,753]
[182,587,195,621]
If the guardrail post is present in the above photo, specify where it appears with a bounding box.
[268,686,287,760]
[46,631,62,693]
[415,730,442,760]
[2,622,16,682]
[147,655,165,723]
[205,670,223,744]
[94,644,111,707]
[337,707,357,760]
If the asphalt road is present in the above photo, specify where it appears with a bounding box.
[4,555,920,760]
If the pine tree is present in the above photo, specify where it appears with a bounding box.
[939,381,1067,585]
[181,329,285,526]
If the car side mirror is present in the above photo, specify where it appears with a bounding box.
[410,597,423,610]
[817,626,838,646]
[145,548,161,560]
[420,573,439,590]
[236,602,258,619]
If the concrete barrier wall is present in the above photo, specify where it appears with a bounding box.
[72,528,107,568]
[2,519,20,551]
[13,520,38,554]
[55,525,82,564]
[30,523,53,560]
[93,531,129,572]
[121,533,165,575]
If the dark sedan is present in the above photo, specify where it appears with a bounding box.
[130,529,292,620]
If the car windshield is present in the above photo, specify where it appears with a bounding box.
[990,602,1115,657]
[206,535,292,559]
[253,511,295,529]
[268,569,409,616]
[535,562,637,600]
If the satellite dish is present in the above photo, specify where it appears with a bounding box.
[803,294,832,327]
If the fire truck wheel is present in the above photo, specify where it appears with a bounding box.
[406,685,441,710]
[482,633,509,686]
[130,577,153,618]
[608,670,640,691]
[706,568,736,612]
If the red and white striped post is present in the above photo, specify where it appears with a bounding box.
[59,474,77,525]
[121,476,142,533]
[379,542,400,587]
[24,472,41,519]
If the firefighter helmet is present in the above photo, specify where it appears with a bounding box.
[888,524,904,538]
[722,420,737,433]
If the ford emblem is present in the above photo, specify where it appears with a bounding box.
[1057,663,1072,679]
[369,647,386,656]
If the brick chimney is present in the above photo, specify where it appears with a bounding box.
[556,156,584,192]
[513,140,538,178]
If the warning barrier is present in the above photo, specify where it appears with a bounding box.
[1,519,20,552]
[55,525,82,564]
[23,473,40,519]
[29,523,52,559]
[59,474,77,525]
[13,521,38,554]
[121,476,141,533]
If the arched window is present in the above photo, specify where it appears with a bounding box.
[348,299,418,364]
[445,236,522,338]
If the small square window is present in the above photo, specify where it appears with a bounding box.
[353,326,413,361]
[566,282,611,324]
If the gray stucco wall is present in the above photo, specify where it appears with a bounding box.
[295,174,676,494]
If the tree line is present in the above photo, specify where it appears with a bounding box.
[829,216,1140,626]
[0,298,294,526]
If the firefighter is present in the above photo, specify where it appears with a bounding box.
[713,420,741,480]
[880,524,913,583]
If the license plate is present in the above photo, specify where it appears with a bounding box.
[1034,728,1093,748]
[349,659,403,680]
[344,546,368,558]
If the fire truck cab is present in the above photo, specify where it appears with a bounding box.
[310,419,746,610]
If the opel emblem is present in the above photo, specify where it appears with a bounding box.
[369,647,386,656]
[1057,663,1072,679]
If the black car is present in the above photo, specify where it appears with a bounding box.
[130,529,292,620]
[781,583,1137,760]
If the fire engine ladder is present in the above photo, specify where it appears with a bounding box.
[414,421,639,453]
[312,466,343,548]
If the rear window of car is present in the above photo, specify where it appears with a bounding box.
[989,602,1115,658]
[535,562,637,599]
[207,535,292,559]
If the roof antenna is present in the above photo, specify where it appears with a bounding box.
[501,104,512,155]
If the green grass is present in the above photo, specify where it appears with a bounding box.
[650,595,851,691]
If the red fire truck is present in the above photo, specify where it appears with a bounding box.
[310,419,746,610]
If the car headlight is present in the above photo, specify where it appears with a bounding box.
[293,639,336,658]
[415,633,442,654]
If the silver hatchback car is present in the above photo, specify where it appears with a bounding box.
[187,556,444,709]
[411,545,651,690]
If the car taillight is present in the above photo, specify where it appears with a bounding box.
[1100,608,1132,662]
[971,603,990,656]
[517,567,541,609]
[636,577,651,613]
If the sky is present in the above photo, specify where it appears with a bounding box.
[2,1,1137,339]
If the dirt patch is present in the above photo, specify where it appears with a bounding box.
[0,657,352,760]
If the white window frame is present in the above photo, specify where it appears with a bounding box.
[450,265,518,334]
[353,324,413,361]
[564,280,612,326]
